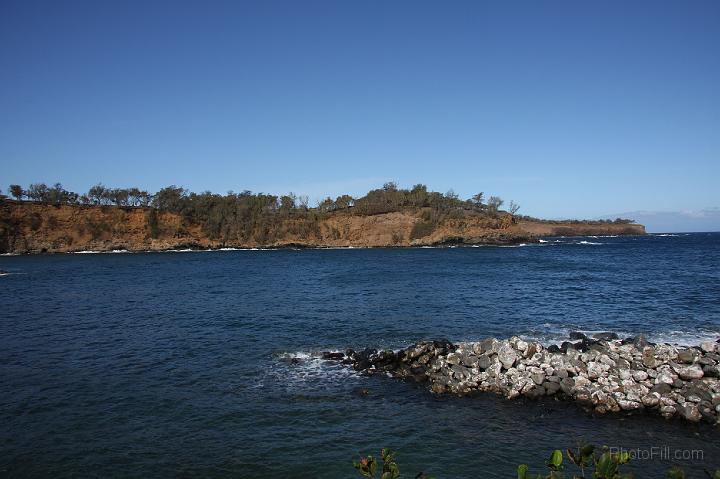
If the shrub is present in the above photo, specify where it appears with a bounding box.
[410,221,435,240]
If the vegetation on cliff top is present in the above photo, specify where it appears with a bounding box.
[3,181,636,221]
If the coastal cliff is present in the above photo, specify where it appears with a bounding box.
[0,201,645,254]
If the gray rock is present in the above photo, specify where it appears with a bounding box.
[560,377,575,395]
[677,403,702,422]
[599,355,617,367]
[642,393,661,407]
[677,349,698,364]
[633,335,650,349]
[477,354,492,370]
[478,338,499,355]
[616,358,631,369]
[650,383,672,395]
[700,341,717,354]
[617,399,641,411]
[497,343,518,370]
[524,342,539,358]
[674,365,704,380]
[544,381,561,395]
[643,347,658,368]
[660,405,677,417]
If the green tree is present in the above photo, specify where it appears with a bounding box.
[88,184,108,205]
[471,192,484,206]
[279,193,296,212]
[152,185,188,212]
[9,184,24,200]
[335,194,354,209]
[27,183,49,202]
[317,197,335,212]
[487,195,504,213]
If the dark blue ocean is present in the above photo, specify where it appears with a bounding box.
[1,233,719,478]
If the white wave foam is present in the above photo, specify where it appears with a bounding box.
[72,249,130,254]
[514,325,720,348]
[267,350,360,389]
[578,240,603,245]
[655,234,680,237]
[539,239,549,243]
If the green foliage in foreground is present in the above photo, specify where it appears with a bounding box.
[518,445,631,479]
[353,445,720,479]
[353,448,432,479]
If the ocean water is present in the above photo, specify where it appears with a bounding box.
[1,233,719,478]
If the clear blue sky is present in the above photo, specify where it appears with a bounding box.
[1,0,718,222]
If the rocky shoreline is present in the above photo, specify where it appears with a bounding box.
[323,333,720,425]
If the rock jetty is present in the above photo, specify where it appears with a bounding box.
[324,334,720,425]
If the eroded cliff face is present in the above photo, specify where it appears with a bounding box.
[0,201,645,254]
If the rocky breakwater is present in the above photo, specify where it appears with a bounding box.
[325,335,720,425]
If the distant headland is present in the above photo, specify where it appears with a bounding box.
[0,182,644,254]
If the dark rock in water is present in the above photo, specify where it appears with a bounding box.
[356,348,377,361]
[592,332,619,341]
[560,342,575,353]
[699,402,717,423]
[352,347,378,371]
[353,387,370,397]
[342,349,356,364]
[677,403,701,422]
[524,385,546,399]
[322,351,345,360]
[684,385,712,403]
[569,331,587,341]
[544,381,561,395]
[573,339,592,352]
[625,335,650,349]
[432,339,456,352]
[547,344,561,353]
